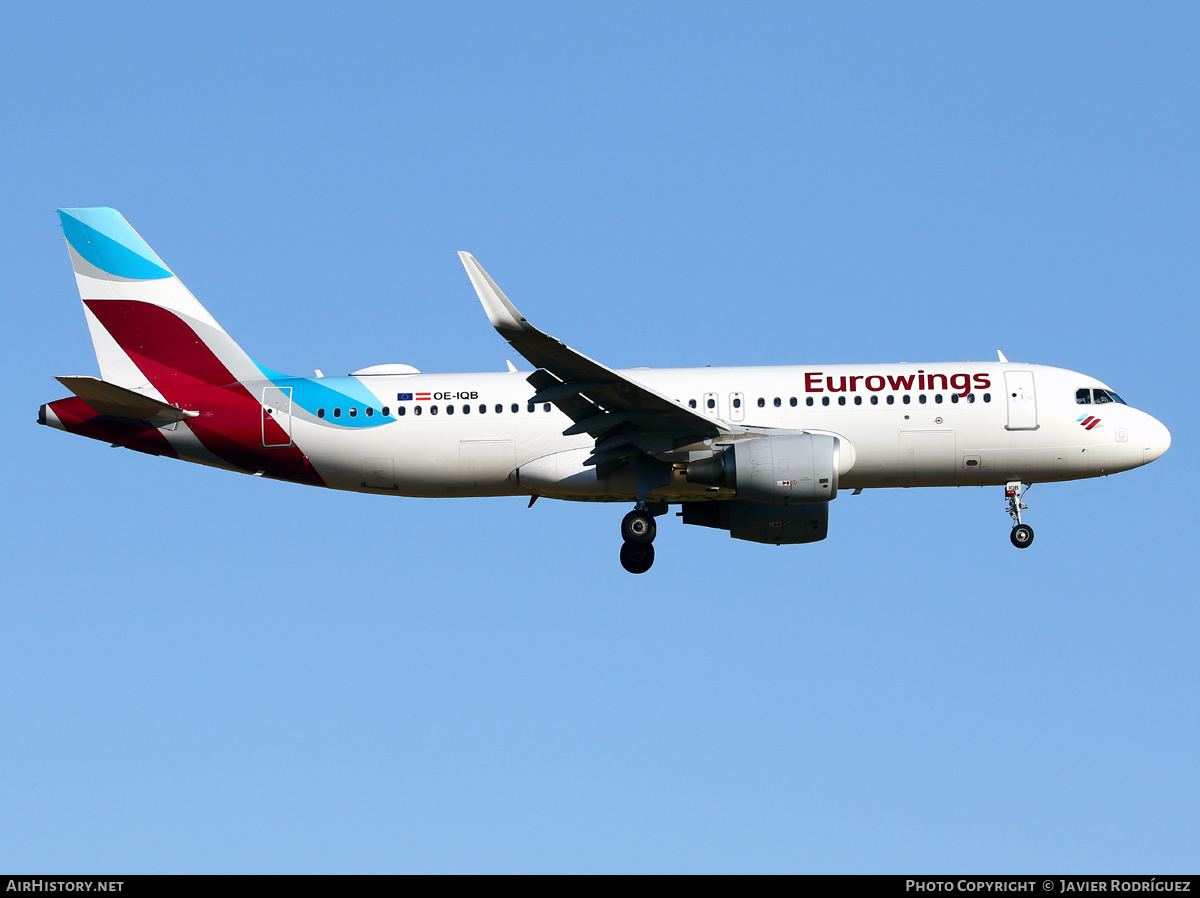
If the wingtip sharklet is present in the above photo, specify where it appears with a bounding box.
[458,251,530,333]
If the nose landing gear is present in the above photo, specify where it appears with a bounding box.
[1005,481,1034,548]
[619,503,664,573]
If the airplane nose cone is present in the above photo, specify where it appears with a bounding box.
[1143,417,1171,465]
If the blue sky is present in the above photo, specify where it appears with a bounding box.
[2,2,1196,873]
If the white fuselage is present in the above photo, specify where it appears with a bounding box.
[242,361,1169,502]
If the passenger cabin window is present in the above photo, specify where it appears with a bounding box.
[366,407,374,417]
[822,396,830,406]
[446,405,454,415]
[397,406,406,416]
[511,403,519,413]
[430,405,438,415]
[773,397,781,408]
[707,398,716,410]
[479,404,487,414]
[806,397,814,407]
[838,396,846,406]
[854,396,862,405]
[870,396,878,405]
[1077,388,1092,404]
[382,406,389,416]
[689,399,697,409]
[732,397,742,409]
[757,398,765,408]
[317,408,326,418]
[544,403,551,412]
[495,404,503,413]
[349,407,357,418]
[414,406,422,416]
[789,397,797,407]
[333,408,341,418]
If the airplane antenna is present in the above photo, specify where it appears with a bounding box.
[996,350,1008,363]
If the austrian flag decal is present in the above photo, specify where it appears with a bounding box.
[1078,415,1102,430]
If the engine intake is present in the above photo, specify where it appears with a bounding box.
[686,433,842,504]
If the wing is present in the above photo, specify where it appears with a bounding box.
[458,253,730,470]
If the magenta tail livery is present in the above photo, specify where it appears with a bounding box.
[40,208,1171,572]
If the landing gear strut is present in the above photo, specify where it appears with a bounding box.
[619,503,664,573]
[1005,481,1034,549]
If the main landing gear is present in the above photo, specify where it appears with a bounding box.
[619,504,662,574]
[1005,481,1035,549]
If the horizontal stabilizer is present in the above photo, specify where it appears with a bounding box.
[56,376,199,424]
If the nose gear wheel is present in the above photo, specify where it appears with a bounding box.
[1010,524,1034,548]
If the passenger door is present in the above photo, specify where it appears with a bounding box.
[261,386,293,447]
[1004,371,1038,431]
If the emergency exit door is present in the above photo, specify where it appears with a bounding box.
[729,392,745,422]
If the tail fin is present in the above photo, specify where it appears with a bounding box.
[58,208,260,393]
[51,209,323,485]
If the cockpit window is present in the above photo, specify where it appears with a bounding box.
[1093,389,1126,405]
[1079,387,1127,405]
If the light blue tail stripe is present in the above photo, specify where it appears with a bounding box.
[59,208,172,280]
[254,364,395,428]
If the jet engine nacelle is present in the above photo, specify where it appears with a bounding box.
[681,500,829,545]
[686,433,846,505]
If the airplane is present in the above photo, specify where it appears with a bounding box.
[40,207,1171,573]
